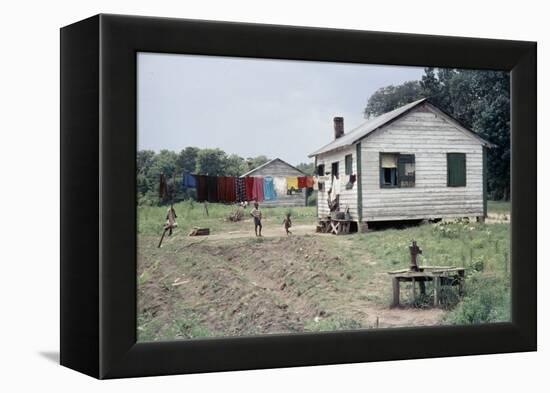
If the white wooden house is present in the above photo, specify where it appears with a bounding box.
[308,98,493,228]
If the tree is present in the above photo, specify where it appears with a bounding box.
[196,148,227,175]
[137,150,155,175]
[225,154,248,176]
[245,155,270,172]
[364,81,423,118]
[296,162,315,175]
[176,146,199,173]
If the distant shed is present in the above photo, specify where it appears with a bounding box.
[242,158,307,207]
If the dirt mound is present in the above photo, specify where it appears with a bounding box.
[137,234,444,341]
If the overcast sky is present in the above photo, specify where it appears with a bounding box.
[138,53,424,165]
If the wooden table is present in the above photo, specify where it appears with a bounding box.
[387,266,465,307]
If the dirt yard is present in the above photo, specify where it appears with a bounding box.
[137,202,510,341]
[137,220,444,341]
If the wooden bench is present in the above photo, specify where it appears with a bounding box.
[317,218,352,235]
[387,266,465,307]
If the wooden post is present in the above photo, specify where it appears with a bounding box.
[392,277,400,307]
[458,270,465,296]
[157,228,168,248]
[433,276,440,306]
[419,280,426,295]
[411,278,416,303]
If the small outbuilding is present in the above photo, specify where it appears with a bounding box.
[308,98,493,229]
[242,158,307,207]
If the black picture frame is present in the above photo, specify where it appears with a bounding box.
[60,14,536,379]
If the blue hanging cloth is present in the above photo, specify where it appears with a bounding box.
[182,172,197,188]
[263,176,276,200]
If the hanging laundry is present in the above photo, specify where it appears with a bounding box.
[263,176,276,200]
[273,176,287,196]
[305,176,314,188]
[252,177,264,202]
[312,177,319,191]
[182,172,197,188]
[345,174,356,190]
[318,181,325,192]
[329,176,341,201]
[236,177,246,202]
[245,176,255,201]
[206,176,219,202]
[217,176,227,202]
[297,176,307,189]
[195,175,207,202]
[159,173,167,198]
[224,176,237,202]
[286,176,298,192]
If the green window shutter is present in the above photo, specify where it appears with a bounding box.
[345,154,353,175]
[447,153,466,187]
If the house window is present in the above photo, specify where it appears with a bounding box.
[317,164,325,176]
[331,162,339,178]
[398,154,415,188]
[447,153,466,187]
[380,153,415,188]
[345,154,353,175]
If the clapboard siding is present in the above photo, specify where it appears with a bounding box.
[361,107,484,221]
[316,145,358,220]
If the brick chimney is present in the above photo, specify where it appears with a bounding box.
[334,117,344,139]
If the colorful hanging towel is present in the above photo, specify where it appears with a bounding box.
[225,176,237,202]
[206,176,219,202]
[236,177,246,202]
[297,176,307,189]
[217,176,227,202]
[245,176,255,201]
[263,176,276,200]
[182,172,197,188]
[286,176,298,191]
[252,177,264,202]
[305,176,314,188]
[195,175,207,202]
[273,177,287,196]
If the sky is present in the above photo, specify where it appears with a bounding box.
[137,53,424,166]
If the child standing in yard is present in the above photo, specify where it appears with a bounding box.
[250,202,262,237]
[283,212,292,235]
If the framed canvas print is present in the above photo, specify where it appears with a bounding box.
[60,14,536,379]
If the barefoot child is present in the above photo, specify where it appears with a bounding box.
[250,202,262,237]
[283,212,292,235]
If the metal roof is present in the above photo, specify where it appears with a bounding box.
[308,98,493,157]
[308,99,427,157]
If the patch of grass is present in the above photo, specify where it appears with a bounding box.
[138,308,217,341]
[446,272,510,324]
[488,200,510,215]
[137,201,317,235]
[304,317,363,332]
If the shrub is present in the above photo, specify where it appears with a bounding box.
[446,273,510,325]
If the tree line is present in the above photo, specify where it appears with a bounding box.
[137,147,314,205]
[365,67,510,200]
